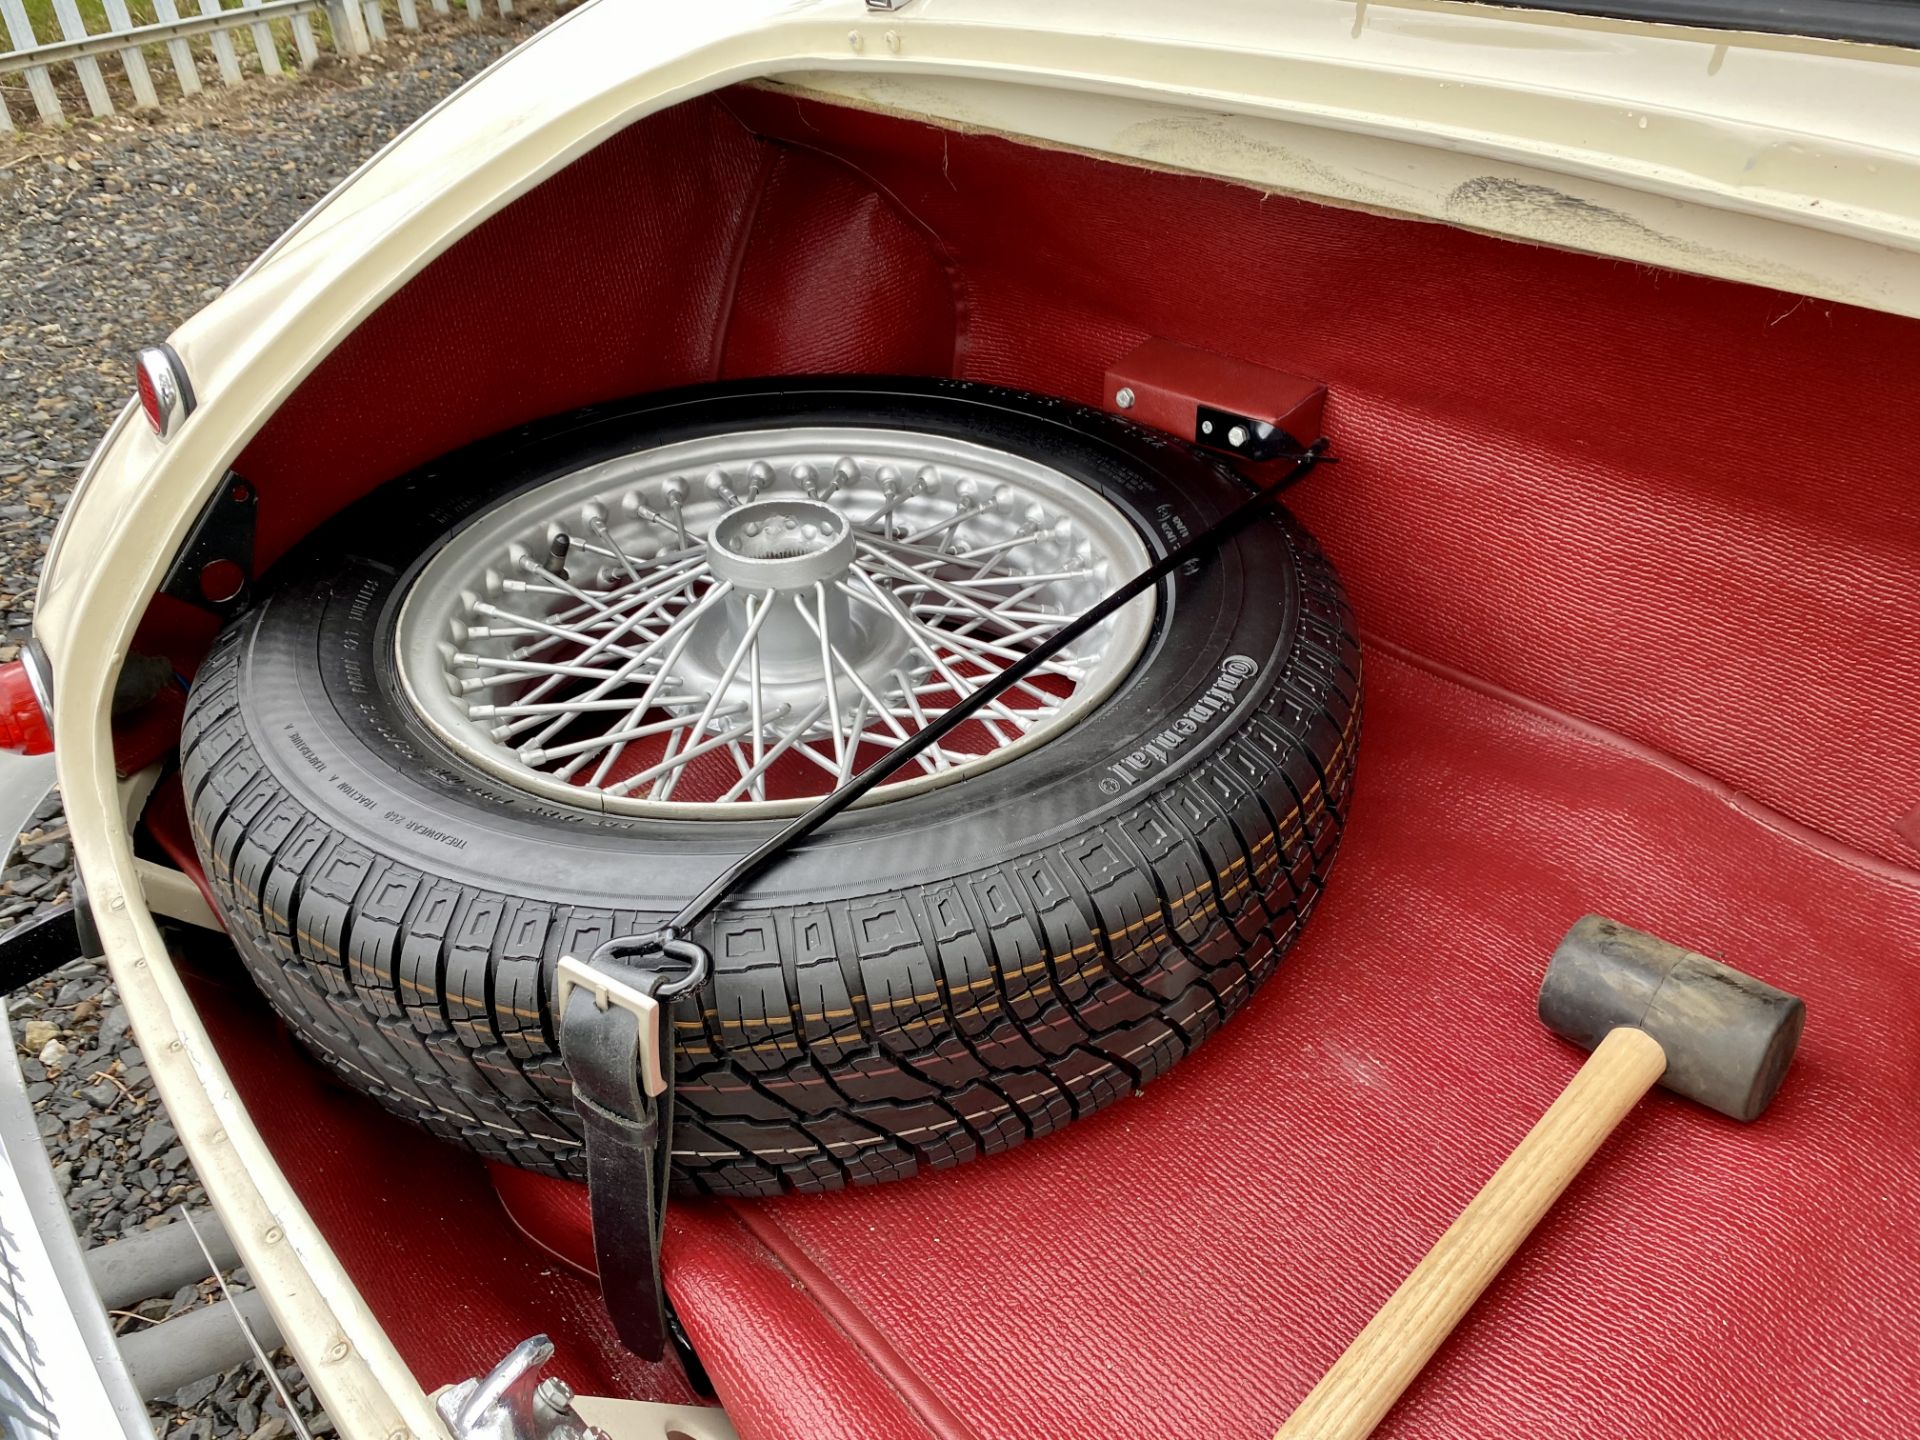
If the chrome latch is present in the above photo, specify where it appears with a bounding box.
[436,1335,607,1440]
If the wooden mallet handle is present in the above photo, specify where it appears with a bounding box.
[1275,916,1806,1440]
[1273,1026,1668,1440]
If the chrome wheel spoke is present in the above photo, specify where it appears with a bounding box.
[486,557,709,729]
[838,577,1029,741]
[653,589,778,802]
[791,595,950,776]
[717,698,831,802]
[572,601,724,785]
[856,544,1088,663]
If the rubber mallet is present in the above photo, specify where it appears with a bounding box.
[1274,914,1806,1440]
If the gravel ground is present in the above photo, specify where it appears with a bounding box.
[2,12,556,1434]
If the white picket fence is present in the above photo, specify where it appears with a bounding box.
[0,0,510,130]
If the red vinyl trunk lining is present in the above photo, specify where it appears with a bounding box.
[172,86,1920,1434]
[187,640,1920,1431]
[497,647,1920,1440]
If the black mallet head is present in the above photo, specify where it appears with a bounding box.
[1538,915,1806,1122]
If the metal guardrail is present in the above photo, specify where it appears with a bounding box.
[0,0,511,130]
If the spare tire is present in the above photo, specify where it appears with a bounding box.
[180,377,1360,1197]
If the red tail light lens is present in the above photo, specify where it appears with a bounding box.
[135,345,194,439]
[0,661,52,756]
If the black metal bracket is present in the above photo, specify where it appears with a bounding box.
[0,867,105,996]
[160,473,258,617]
[1196,404,1308,463]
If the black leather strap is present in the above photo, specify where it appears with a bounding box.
[559,965,675,1360]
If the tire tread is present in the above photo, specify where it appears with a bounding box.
[182,502,1360,1196]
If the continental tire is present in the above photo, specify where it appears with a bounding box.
[179,377,1361,1197]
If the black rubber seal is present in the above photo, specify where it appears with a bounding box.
[1471,0,1920,48]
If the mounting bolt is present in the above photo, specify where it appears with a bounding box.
[535,1376,575,1416]
[1115,387,1135,410]
[1228,424,1249,447]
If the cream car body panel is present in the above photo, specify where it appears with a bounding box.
[31,0,1920,1434]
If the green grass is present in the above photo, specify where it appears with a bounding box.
[6,0,291,54]
[1,0,329,128]
[14,0,153,50]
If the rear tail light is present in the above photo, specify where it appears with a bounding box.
[135,345,194,439]
[0,660,52,756]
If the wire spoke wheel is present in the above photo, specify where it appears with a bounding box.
[395,428,1156,816]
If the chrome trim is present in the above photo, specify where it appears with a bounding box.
[134,345,195,441]
[0,760,144,1436]
[0,997,148,1438]
[0,754,57,881]
[0,752,147,1438]
[436,1336,608,1440]
[19,642,53,731]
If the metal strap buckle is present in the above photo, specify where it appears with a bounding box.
[554,934,709,1098]
[554,956,666,1097]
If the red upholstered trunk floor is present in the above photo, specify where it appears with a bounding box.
[500,650,1918,1440]
[192,637,1920,1432]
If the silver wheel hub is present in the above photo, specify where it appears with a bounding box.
[706,497,855,591]
[394,426,1155,817]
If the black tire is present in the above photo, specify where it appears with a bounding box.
[179,377,1361,1197]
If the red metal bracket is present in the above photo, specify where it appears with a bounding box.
[1104,337,1325,461]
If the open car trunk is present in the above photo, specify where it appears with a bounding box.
[141,83,1920,1437]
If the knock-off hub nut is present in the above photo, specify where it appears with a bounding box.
[707,498,855,592]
